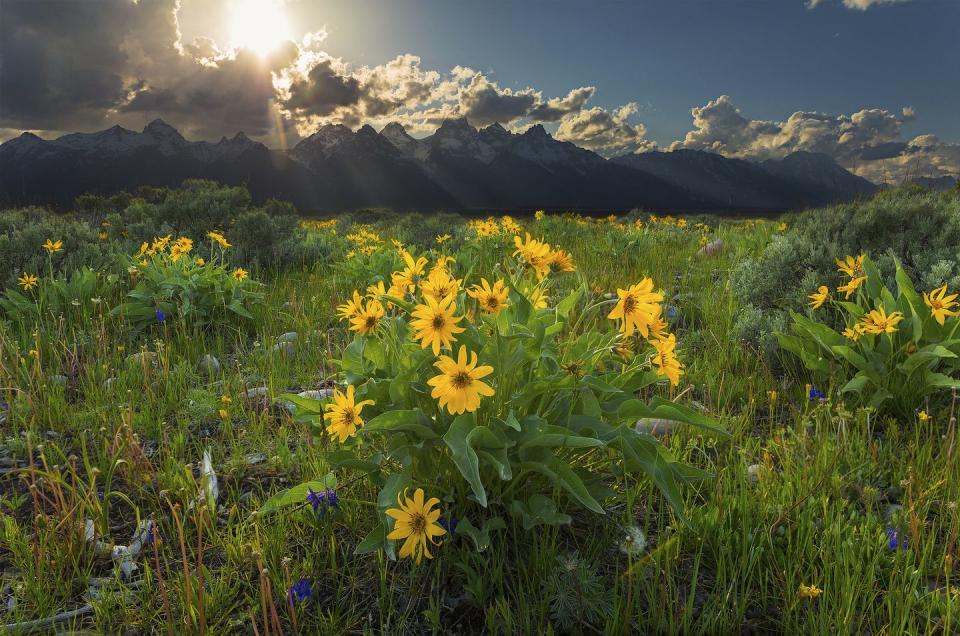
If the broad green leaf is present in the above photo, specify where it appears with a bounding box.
[443,414,487,507]
[510,495,572,529]
[259,473,337,515]
[364,410,438,439]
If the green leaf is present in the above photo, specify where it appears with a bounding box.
[364,410,438,439]
[617,398,726,436]
[510,495,572,529]
[443,414,487,507]
[522,458,604,514]
[840,374,871,395]
[277,392,327,415]
[555,285,584,320]
[518,425,605,451]
[455,516,505,552]
[258,473,337,515]
[354,523,390,557]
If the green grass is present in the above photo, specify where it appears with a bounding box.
[1,212,959,634]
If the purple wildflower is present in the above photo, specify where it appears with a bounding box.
[306,487,338,516]
[438,516,458,534]
[886,527,908,551]
[289,578,311,604]
[808,387,826,400]
[155,309,166,323]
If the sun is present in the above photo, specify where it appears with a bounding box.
[230,0,292,56]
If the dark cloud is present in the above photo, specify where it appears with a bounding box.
[0,0,134,130]
[859,141,907,160]
[457,74,538,127]
[528,87,596,122]
[283,58,362,117]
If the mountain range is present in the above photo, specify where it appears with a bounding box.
[0,118,881,212]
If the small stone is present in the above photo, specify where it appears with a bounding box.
[271,342,296,358]
[698,239,724,256]
[276,332,299,343]
[245,387,269,400]
[747,463,762,484]
[197,354,221,376]
[298,389,334,400]
[48,374,68,387]
[635,418,677,437]
[102,377,117,390]
[244,453,267,465]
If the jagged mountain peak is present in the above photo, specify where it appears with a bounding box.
[143,118,183,139]
[381,121,408,135]
[522,123,549,138]
[437,117,474,131]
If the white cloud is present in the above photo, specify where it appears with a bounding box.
[807,0,912,10]
[672,95,958,183]
[555,103,657,156]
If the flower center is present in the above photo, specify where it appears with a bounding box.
[623,296,637,314]
[341,407,356,424]
[486,297,500,309]
[410,512,426,534]
[452,371,472,389]
[432,315,446,329]
[365,316,378,329]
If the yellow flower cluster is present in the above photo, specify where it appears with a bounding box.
[207,230,231,249]
[345,225,382,255]
[646,214,689,228]
[169,237,193,262]
[835,254,866,298]
[468,216,503,238]
[809,253,867,311]
[336,239,581,420]
[512,232,576,280]
[607,279,683,385]
[302,218,338,233]
[797,583,822,599]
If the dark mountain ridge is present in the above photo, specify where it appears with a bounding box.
[0,118,878,212]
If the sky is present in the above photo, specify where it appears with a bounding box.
[1,0,958,182]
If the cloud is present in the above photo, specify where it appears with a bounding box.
[807,0,911,10]
[283,57,362,117]
[673,95,957,182]
[0,0,137,131]
[528,87,596,122]
[854,135,960,183]
[457,74,539,127]
[555,103,657,156]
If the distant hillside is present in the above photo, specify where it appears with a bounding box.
[1,118,879,212]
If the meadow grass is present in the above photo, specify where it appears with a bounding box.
[1,212,958,634]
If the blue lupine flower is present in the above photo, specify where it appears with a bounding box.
[306,487,338,516]
[808,387,827,400]
[1,401,8,410]
[886,527,908,551]
[289,578,311,604]
[146,524,156,546]
[438,516,458,534]
[155,309,166,323]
